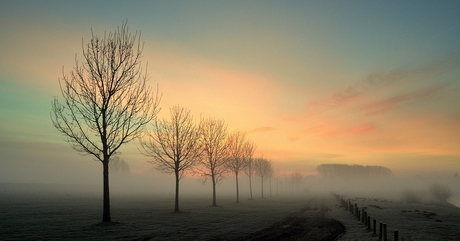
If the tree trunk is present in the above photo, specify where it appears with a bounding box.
[269,178,272,197]
[235,171,239,203]
[261,177,264,198]
[249,173,253,200]
[174,170,180,212]
[102,160,111,222]
[212,172,217,206]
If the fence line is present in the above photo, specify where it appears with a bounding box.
[332,193,399,241]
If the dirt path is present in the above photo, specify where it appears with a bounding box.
[213,196,346,241]
[328,201,381,241]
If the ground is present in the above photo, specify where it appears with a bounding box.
[1,184,460,240]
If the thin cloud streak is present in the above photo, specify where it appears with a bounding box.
[302,58,459,118]
[359,82,449,115]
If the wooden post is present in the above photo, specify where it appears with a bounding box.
[379,222,383,239]
[373,219,376,234]
[367,216,371,229]
[383,223,387,241]
[394,230,398,241]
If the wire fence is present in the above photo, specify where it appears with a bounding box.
[332,193,400,241]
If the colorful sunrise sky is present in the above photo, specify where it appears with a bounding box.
[1,1,459,184]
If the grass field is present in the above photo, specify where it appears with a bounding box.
[0,184,319,240]
[2,182,460,241]
[331,195,460,241]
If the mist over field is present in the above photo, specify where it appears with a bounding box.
[2,161,459,207]
[2,0,460,240]
[2,168,460,240]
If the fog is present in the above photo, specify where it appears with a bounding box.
[1,138,459,209]
[2,154,459,209]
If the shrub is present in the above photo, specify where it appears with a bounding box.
[401,189,423,204]
[429,182,453,203]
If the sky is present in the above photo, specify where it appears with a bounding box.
[1,1,460,186]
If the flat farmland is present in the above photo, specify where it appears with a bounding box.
[2,183,460,241]
[0,186,323,240]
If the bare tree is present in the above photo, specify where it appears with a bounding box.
[51,21,160,223]
[275,169,281,196]
[290,172,303,194]
[140,106,202,212]
[268,165,274,197]
[199,117,229,206]
[243,141,256,200]
[225,131,247,203]
[430,182,453,203]
[254,158,273,198]
[109,155,130,174]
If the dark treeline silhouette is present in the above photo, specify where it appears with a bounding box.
[316,164,392,178]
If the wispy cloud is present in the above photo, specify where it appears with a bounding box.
[284,58,459,153]
[304,58,459,115]
[359,82,449,115]
[301,122,376,138]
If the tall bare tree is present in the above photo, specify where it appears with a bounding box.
[254,158,273,198]
[243,141,256,200]
[225,130,247,203]
[199,117,229,206]
[140,105,202,212]
[51,21,159,223]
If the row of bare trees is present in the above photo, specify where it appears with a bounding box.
[139,106,275,211]
[51,21,277,222]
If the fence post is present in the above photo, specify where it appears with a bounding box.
[367,216,371,229]
[383,223,387,241]
[373,219,376,234]
[394,230,398,241]
[379,222,382,239]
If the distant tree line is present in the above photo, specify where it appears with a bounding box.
[316,164,392,178]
